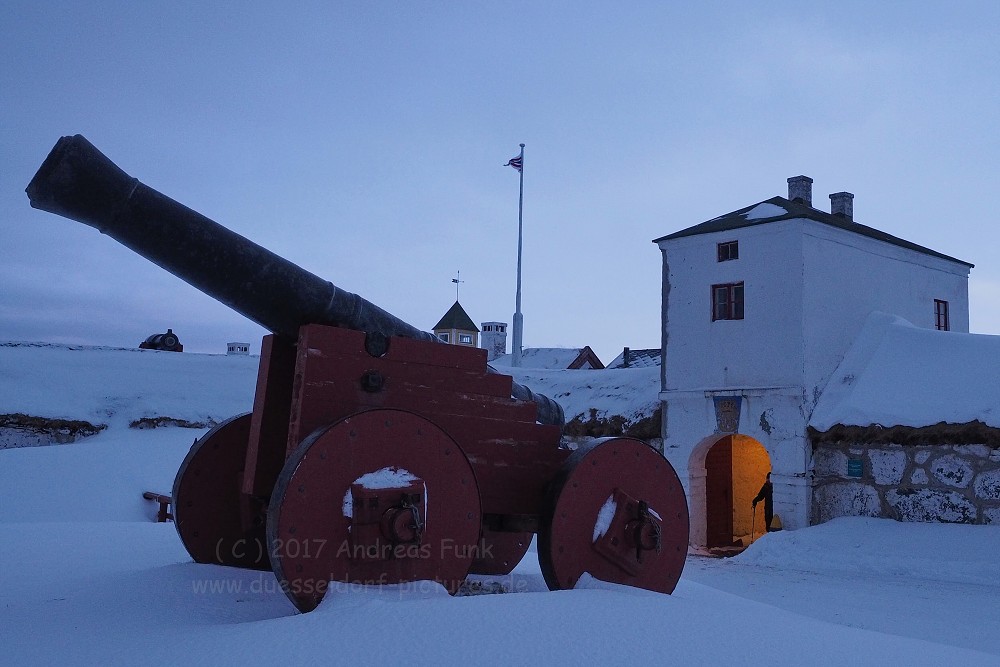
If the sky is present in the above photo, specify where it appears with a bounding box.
[3,2,999,363]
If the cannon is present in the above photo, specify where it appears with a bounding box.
[139,328,183,352]
[26,135,689,612]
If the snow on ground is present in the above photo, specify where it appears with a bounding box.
[2,343,1000,664]
[0,342,257,428]
[810,312,1000,430]
[500,364,660,425]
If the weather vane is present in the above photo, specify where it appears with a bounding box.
[451,270,464,300]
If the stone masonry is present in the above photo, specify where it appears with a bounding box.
[812,441,1000,525]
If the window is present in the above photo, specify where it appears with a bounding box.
[717,240,739,262]
[459,334,473,344]
[934,299,950,331]
[438,333,450,342]
[712,282,744,320]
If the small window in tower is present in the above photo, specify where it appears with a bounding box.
[934,299,950,331]
[438,333,450,342]
[459,334,473,344]
[717,240,739,262]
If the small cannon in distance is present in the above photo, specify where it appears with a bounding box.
[139,329,183,352]
[26,135,690,612]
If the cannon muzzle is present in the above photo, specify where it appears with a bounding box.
[27,135,564,426]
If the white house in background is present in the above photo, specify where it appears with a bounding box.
[652,175,973,550]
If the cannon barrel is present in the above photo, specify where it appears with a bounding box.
[26,135,564,426]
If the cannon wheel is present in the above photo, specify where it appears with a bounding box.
[537,438,689,593]
[267,409,482,613]
[172,412,270,570]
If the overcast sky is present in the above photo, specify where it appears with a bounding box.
[2,2,998,363]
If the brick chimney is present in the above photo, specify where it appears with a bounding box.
[787,175,813,206]
[829,192,854,220]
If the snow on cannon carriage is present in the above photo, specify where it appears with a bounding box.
[26,135,689,612]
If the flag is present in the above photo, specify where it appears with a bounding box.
[505,154,523,172]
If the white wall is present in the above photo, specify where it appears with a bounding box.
[662,220,805,392]
[800,224,971,405]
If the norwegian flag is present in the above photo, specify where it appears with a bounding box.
[505,154,523,172]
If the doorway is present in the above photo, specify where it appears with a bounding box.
[701,434,770,551]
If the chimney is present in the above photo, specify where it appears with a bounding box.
[829,192,854,220]
[623,346,630,368]
[787,175,813,206]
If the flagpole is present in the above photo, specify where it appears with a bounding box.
[511,143,525,367]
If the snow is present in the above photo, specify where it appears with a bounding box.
[592,494,617,541]
[2,342,1000,664]
[499,364,661,425]
[810,312,1000,430]
[743,202,788,220]
[490,347,589,369]
[0,342,257,428]
[341,467,423,520]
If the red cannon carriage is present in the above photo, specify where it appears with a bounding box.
[27,135,689,612]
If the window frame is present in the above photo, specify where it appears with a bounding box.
[711,282,745,321]
[458,333,473,344]
[717,240,739,262]
[934,299,950,331]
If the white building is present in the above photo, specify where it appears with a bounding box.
[652,176,973,550]
[480,321,508,361]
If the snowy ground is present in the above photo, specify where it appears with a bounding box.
[2,344,999,665]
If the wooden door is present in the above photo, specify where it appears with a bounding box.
[704,436,733,548]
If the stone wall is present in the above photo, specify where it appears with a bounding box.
[812,442,1000,525]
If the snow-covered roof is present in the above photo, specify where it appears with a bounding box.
[809,313,1000,431]
[606,348,660,369]
[652,196,973,268]
[490,347,592,370]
